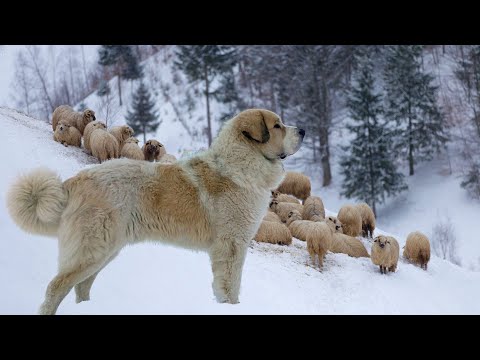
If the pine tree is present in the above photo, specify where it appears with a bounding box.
[174,45,237,146]
[126,82,160,144]
[454,45,480,198]
[98,45,143,106]
[96,80,111,97]
[77,101,87,112]
[384,45,447,176]
[341,54,407,215]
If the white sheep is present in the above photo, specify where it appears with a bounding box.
[271,190,301,204]
[403,231,431,270]
[338,204,362,237]
[83,121,107,154]
[52,105,95,134]
[90,128,120,163]
[331,233,370,258]
[53,121,82,148]
[355,203,376,238]
[275,171,311,202]
[254,220,292,245]
[302,196,325,222]
[120,137,144,160]
[269,199,304,223]
[371,235,400,274]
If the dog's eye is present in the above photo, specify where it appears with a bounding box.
[274,124,281,129]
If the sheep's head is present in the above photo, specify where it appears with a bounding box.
[90,121,106,131]
[144,140,163,154]
[286,210,302,226]
[271,190,281,198]
[83,109,96,123]
[125,137,139,145]
[373,235,390,249]
[122,126,134,139]
[335,222,343,234]
[269,199,279,211]
[326,216,337,224]
[57,121,70,133]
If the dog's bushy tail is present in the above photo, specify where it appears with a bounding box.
[7,168,67,236]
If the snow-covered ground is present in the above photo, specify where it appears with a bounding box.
[1,107,480,314]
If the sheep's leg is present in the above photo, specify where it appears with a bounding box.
[75,250,120,303]
[310,253,316,266]
[318,253,324,270]
[209,232,249,304]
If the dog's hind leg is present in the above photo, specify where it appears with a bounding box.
[209,234,249,304]
[39,208,120,315]
[75,250,120,304]
[39,258,109,315]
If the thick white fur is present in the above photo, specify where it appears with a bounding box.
[7,109,304,314]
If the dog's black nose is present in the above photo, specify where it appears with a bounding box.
[299,128,305,136]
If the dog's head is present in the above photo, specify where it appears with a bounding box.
[125,137,139,145]
[373,235,390,249]
[233,109,305,161]
[83,109,96,123]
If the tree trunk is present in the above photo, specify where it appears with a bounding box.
[135,45,142,61]
[143,125,146,144]
[442,45,446,54]
[117,74,123,106]
[408,116,414,175]
[81,45,89,93]
[319,126,332,186]
[204,65,212,147]
[367,117,376,217]
[68,50,75,102]
[26,46,55,113]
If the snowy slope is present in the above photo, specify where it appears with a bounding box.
[1,107,480,315]
[80,46,223,159]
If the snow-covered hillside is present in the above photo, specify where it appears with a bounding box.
[1,107,479,314]
[80,46,222,158]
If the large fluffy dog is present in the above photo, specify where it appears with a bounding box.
[7,109,304,315]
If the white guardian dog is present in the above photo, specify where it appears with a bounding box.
[7,109,305,314]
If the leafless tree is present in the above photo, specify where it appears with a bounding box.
[12,52,32,115]
[95,91,120,128]
[431,217,461,266]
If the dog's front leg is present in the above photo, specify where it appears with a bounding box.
[209,234,249,304]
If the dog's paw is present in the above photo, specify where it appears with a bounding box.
[75,294,90,304]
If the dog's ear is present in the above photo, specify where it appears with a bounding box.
[239,110,270,144]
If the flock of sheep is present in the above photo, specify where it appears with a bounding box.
[257,172,432,274]
[51,105,177,164]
